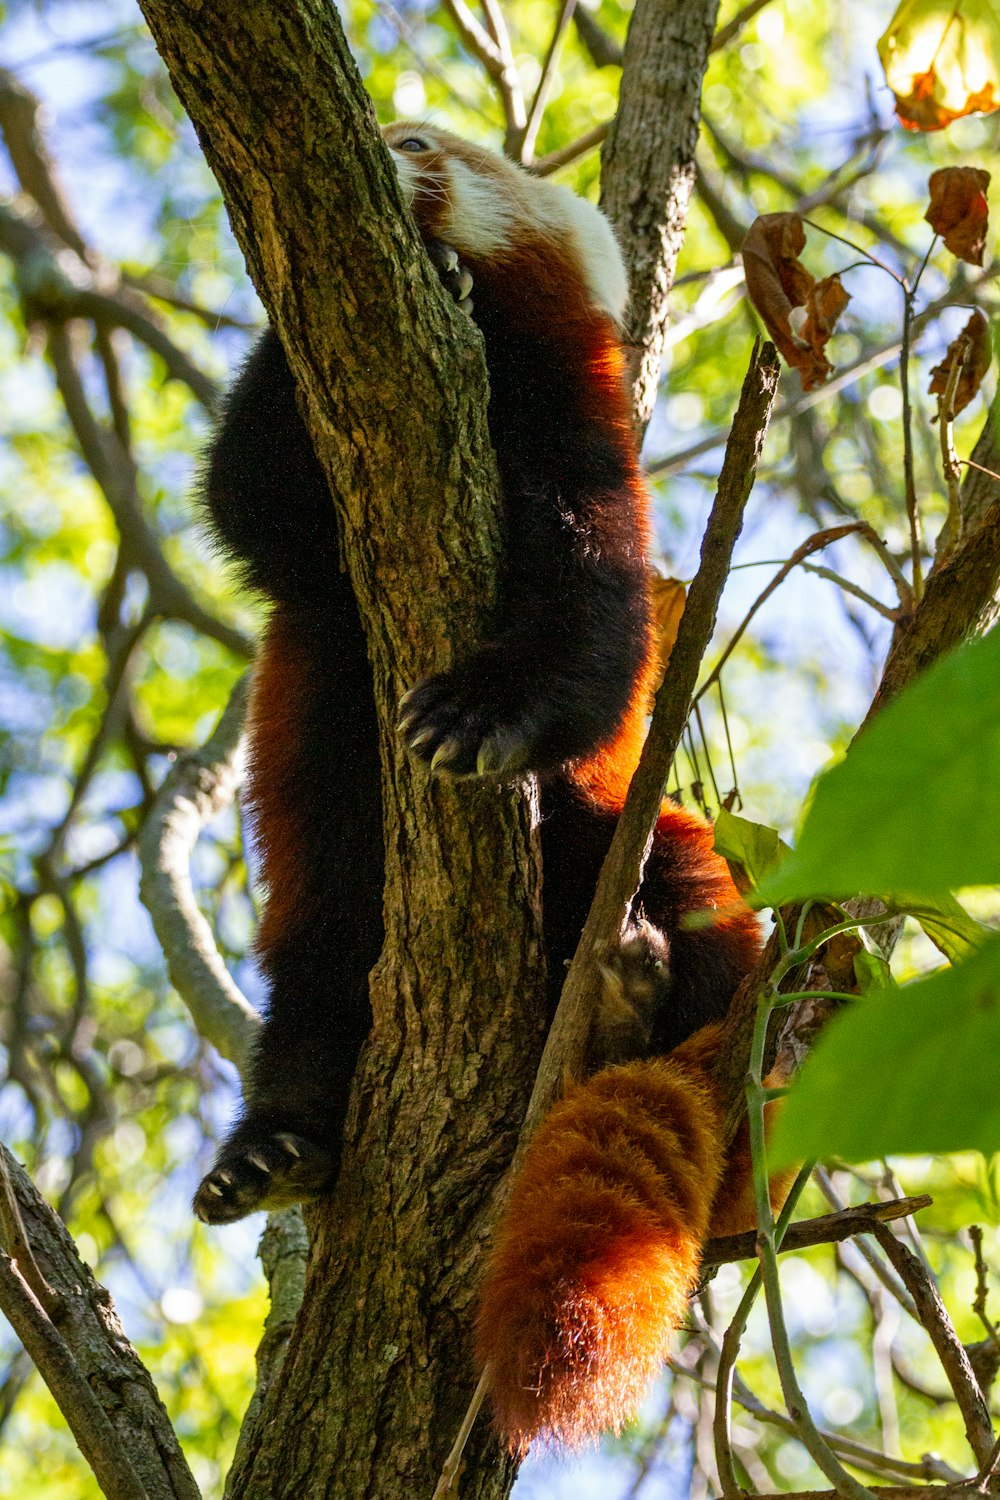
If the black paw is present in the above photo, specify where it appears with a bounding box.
[592,921,672,1068]
[398,647,555,778]
[425,238,474,317]
[193,1130,337,1224]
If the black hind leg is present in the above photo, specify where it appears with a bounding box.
[194,600,383,1223]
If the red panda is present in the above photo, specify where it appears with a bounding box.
[195,120,761,1453]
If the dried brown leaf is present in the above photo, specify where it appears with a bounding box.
[742,214,846,391]
[928,309,992,416]
[925,166,991,264]
[648,573,686,690]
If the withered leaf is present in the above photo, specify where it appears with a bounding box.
[648,573,686,691]
[878,0,1000,132]
[925,166,991,264]
[928,309,992,416]
[742,215,850,391]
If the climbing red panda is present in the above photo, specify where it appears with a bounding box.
[194,119,760,1451]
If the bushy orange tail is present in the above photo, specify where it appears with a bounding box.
[474,1027,726,1454]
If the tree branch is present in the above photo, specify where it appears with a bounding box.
[0,1146,200,1500]
[701,1193,933,1270]
[872,1223,996,1468]
[138,673,260,1074]
[600,0,722,433]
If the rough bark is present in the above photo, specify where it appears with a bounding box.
[0,1146,199,1500]
[135,3,544,1498]
[600,0,721,434]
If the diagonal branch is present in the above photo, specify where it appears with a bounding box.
[872,1223,996,1468]
[517,339,779,1149]
[0,1146,200,1500]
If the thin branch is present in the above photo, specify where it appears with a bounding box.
[799,561,900,621]
[138,673,260,1075]
[529,119,610,176]
[872,1222,996,1467]
[816,1168,919,1322]
[519,0,577,164]
[746,975,876,1500]
[694,523,906,706]
[648,268,997,478]
[440,0,526,141]
[701,1193,933,1269]
[710,0,777,51]
[45,322,250,658]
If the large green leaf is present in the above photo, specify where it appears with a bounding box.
[757,628,1000,906]
[713,807,791,888]
[769,932,1000,1166]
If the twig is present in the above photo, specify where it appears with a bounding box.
[799,562,900,621]
[687,1335,964,1485]
[815,1168,919,1321]
[45,322,250,659]
[518,0,577,163]
[937,330,971,561]
[693,522,906,705]
[976,1432,1000,1487]
[710,0,777,51]
[529,120,611,176]
[872,1222,996,1467]
[702,1194,933,1269]
[440,0,525,142]
[713,1160,814,1497]
[0,1150,59,1315]
[430,1372,488,1499]
[648,267,997,478]
[746,981,876,1500]
[138,674,260,1074]
[899,261,929,597]
[969,1225,1000,1349]
[0,188,220,409]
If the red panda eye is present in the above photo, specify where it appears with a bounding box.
[398,137,428,153]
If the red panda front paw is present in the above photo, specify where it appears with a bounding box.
[425,238,474,318]
[398,648,572,778]
[193,1130,336,1224]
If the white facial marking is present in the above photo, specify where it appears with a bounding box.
[444,160,514,257]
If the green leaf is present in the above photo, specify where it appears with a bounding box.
[713,807,790,889]
[769,932,1000,1166]
[758,628,1000,906]
[906,894,990,963]
[853,948,894,995]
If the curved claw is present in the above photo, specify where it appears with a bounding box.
[430,738,462,773]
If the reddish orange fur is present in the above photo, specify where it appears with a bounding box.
[476,1022,791,1452]
[476,1028,727,1453]
[244,608,316,952]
